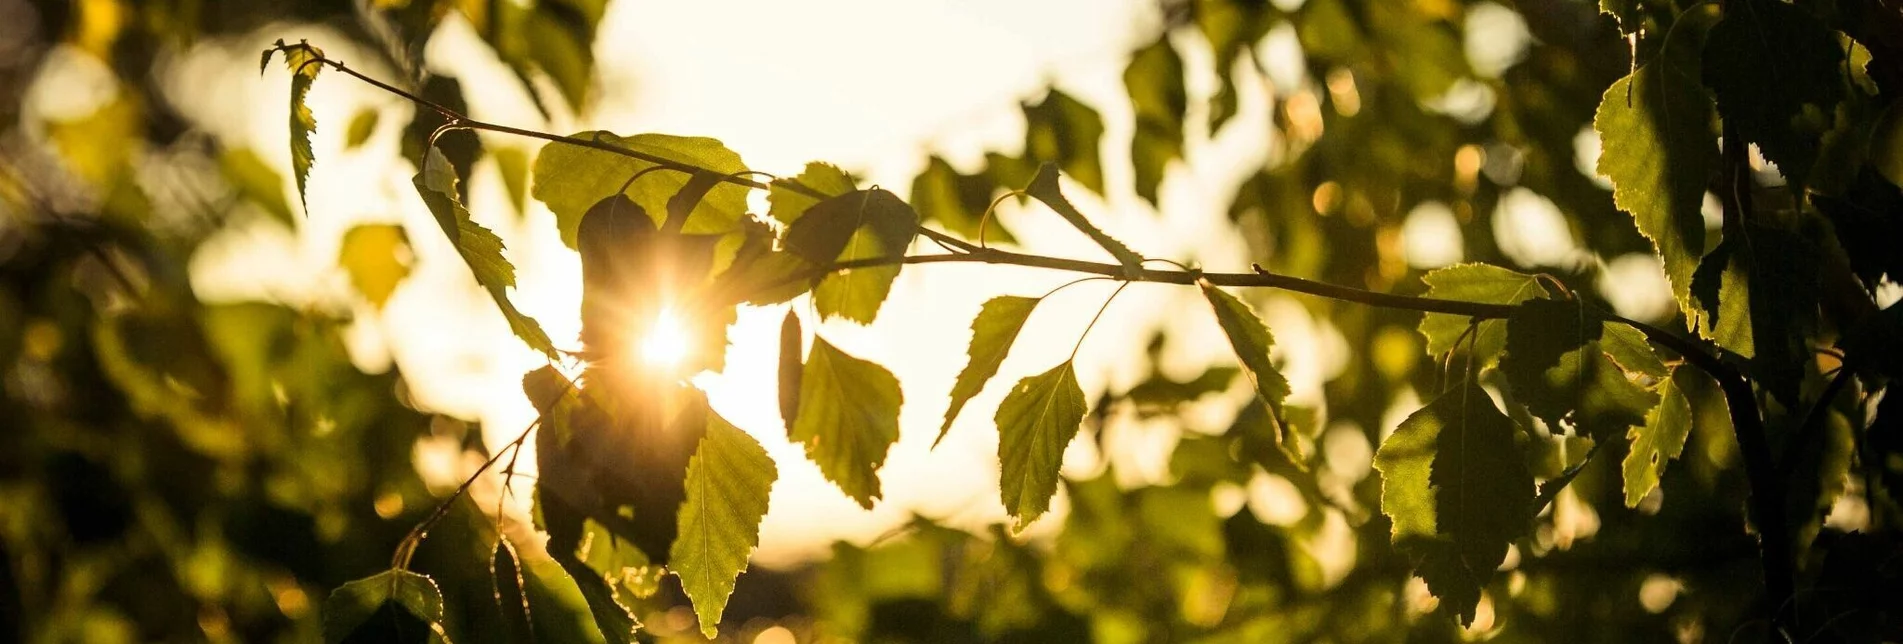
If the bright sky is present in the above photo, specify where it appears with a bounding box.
[150,0,1665,567]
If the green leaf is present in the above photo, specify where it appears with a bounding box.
[671,411,778,638]
[1124,37,1186,207]
[1691,224,1821,404]
[1593,5,1720,326]
[322,569,450,644]
[338,224,412,310]
[996,361,1087,530]
[1416,263,1550,363]
[782,189,919,323]
[217,146,295,227]
[909,156,1014,243]
[1375,382,1535,626]
[1500,299,1659,440]
[344,108,379,149]
[939,296,1040,446]
[1601,322,1668,379]
[792,337,902,508]
[811,228,904,324]
[1195,0,1274,133]
[1622,367,1694,507]
[538,491,641,644]
[1022,89,1105,195]
[778,310,803,435]
[532,132,751,248]
[768,162,855,225]
[1025,163,1144,277]
[415,147,558,359]
[281,41,323,216]
[1199,281,1302,464]
[1702,0,1845,187]
[493,147,531,218]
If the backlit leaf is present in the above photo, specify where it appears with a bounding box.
[415,147,558,359]
[344,108,378,149]
[1022,89,1105,195]
[1124,37,1186,207]
[1594,5,1719,326]
[793,337,902,508]
[996,360,1087,530]
[1200,281,1301,464]
[338,224,412,309]
[279,40,323,216]
[783,189,919,323]
[1375,382,1534,625]
[768,162,855,225]
[1416,263,1550,363]
[909,156,1014,243]
[1622,367,1694,507]
[1026,163,1144,276]
[532,131,751,248]
[779,310,803,435]
[322,569,449,644]
[939,295,1040,446]
[671,411,777,638]
[1501,299,1659,440]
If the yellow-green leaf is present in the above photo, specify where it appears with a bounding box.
[1416,263,1550,362]
[531,132,751,248]
[939,295,1040,446]
[768,162,855,225]
[280,40,323,216]
[415,147,558,359]
[671,411,777,638]
[344,108,379,149]
[792,337,901,508]
[1200,281,1302,464]
[322,569,449,644]
[1622,367,1694,507]
[338,224,412,309]
[996,360,1087,530]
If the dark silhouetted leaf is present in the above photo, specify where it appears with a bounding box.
[1026,163,1143,276]
[1702,0,1845,187]
[910,156,1015,243]
[783,189,919,323]
[1022,89,1105,194]
[323,569,449,644]
[779,310,803,436]
[1501,299,1659,440]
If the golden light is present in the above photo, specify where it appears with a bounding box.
[639,306,693,370]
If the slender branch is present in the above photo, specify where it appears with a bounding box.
[287,43,1790,617]
[1717,120,1795,627]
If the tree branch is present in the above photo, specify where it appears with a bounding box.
[285,42,1791,621]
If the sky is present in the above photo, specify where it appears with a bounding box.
[142,0,1644,568]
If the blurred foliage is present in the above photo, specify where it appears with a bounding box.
[5,0,1903,642]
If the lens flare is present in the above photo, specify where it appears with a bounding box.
[640,306,692,370]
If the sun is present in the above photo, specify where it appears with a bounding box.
[639,306,693,370]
